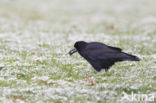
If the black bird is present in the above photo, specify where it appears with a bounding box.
[69,41,140,72]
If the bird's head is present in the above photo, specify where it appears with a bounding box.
[69,41,87,56]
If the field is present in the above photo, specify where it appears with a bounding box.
[0,0,156,102]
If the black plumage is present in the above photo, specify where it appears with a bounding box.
[69,41,140,71]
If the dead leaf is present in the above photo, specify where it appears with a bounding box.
[17,96,24,100]
[86,77,94,86]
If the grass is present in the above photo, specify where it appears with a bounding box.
[0,0,156,102]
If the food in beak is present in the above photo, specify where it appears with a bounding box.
[69,48,77,56]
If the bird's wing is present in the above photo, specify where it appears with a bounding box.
[84,45,123,61]
[86,51,121,60]
[97,52,123,61]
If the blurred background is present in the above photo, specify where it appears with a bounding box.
[0,0,155,102]
[0,0,156,53]
[1,0,156,34]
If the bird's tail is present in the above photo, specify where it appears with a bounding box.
[122,52,140,61]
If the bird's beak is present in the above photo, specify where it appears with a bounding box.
[69,48,77,56]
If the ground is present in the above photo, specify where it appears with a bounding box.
[0,0,155,103]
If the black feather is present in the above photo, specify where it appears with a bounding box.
[69,41,140,72]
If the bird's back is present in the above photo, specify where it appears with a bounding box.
[86,42,121,52]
